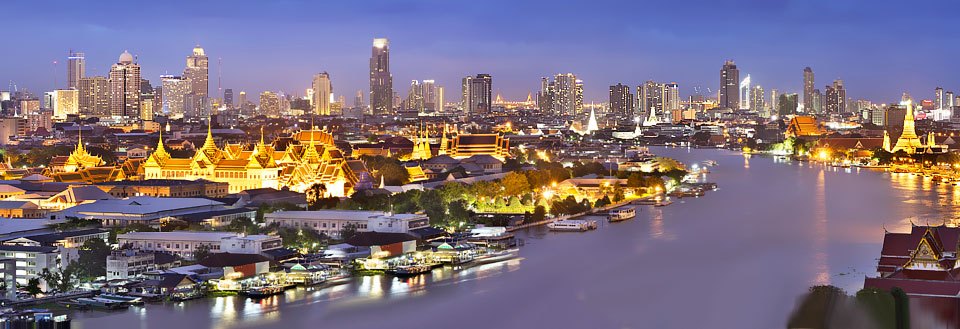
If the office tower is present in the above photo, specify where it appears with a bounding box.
[78,76,109,117]
[436,86,444,112]
[537,77,553,113]
[42,92,54,110]
[140,79,155,121]
[609,83,634,117]
[719,60,739,110]
[664,83,679,113]
[803,67,814,113]
[312,72,332,115]
[369,38,393,114]
[183,45,208,117]
[575,79,584,115]
[770,89,780,114]
[462,74,492,114]
[739,75,751,110]
[260,91,280,117]
[421,80,437,112]
[825,79,846,114]
[936,87,945,110]
[750,85,765,115]
[161,75,189,118]
[67,50,85,89]
[778,93,798,116]
[947,91,955,109]
[238,91,247,108]
[109,51,141,118]
[404,80,424,111]
[354,90,364,108]
[20,99,40,114]
[639,81,665,118]
[223,89,233,109]
[53,89,78,119]
[811,89,823,114]
[543,73,578,116]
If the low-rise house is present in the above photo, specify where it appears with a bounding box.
[117,231,282,260]
[2,228,109,248]
[264,210,430,238]
[198,252,271,280]
[0,201,47,218]
[106,250,180,280]
[51,196,229,227]
[0,244,77,291]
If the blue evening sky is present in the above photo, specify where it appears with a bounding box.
[2,0,957,104]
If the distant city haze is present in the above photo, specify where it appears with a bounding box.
[2,0,957,103]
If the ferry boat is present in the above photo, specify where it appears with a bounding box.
[472,248,519,265]
[388,264,432,277]
[702,160,718,166]
[607,208,636,222]
[654,199,673,207]
[74,297,129,310]
[98,293,145,306]
[242,285,285,298]
[547,220,597,232]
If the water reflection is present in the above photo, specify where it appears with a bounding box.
[813,169,830,285]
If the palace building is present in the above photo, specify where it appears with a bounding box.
[438,125,510,161]
[46,129,134,183]
[143,123,367,196]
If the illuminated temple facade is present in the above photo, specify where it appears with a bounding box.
[438,125,510,161]
[47,130,134,183]
[143,125,365,196]
[885,100,946,155]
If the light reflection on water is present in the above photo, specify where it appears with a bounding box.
[74,148,960,329]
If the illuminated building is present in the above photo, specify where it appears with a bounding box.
[409,123,432,160]
[422,80,438,112]
[462,74,492,114]
[223,89,234,109]
[20,99,39,114]
[53,89,78,119]
[824,79,845,114]
[750,85,765,115]
[78,76,110,117]
[778,93,798,116]
[739,75,751,110]
[259,91,280,117]
[803,67,814,113]
[161,75,189,118]
[438,126,510,161]
[608,83,634,117]
[312,72,332,115]
[67,50,85,89]
[550,74,579,115]
[404,80,424,111]
[109,51,141,118]
[369,38,393,114]
[719,60,739,110]
[142,123,366,196]
[183,45,208,117]
[887,100,945,154]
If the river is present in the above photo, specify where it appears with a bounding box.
[73,147,956,329]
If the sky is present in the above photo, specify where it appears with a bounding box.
[2,0,959,104]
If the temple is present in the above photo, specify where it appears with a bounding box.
[143,122,367,196]
[46,128,133,183]
[884,101,947,154]
[438,125,511,161]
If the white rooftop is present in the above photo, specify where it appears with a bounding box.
[61,196,224,215]
[265,210,425,221]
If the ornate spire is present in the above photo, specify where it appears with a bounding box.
[154,129,169,159]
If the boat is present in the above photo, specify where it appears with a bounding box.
[74,297,129,310]
[98,293,145,306]
[388,264,432,277]
[654,199,673,207]
[607,208,636,222]
[472,248,519,265]
[242,285,285,298]
[547,220,597,232]
[702,160,718,166]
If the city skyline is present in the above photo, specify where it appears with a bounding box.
[2,0,959,104]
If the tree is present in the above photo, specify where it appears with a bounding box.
[378,162,410,186]
[77,238,112,279]
[339,223,359,241]
[305,183,328,209]
[447,200,471,226]
[501,172,531,198]
[23,278,42,297]
[626,173,644,188]
[193,244,212,263]
[890,287,909,329]
[531,205,547,222]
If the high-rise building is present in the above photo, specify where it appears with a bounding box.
[947,91,956,109]
[811,89,823,114]
[161,75,189,118]
[260,91,280,117]
[183,45,209,118]
[608,83,634,117]
[53,89,78,120]
[421,80,437,112]
[777,93,798,116]
[538,77,553,113]
[223,89,234,109]
[803,67,815,113]
[639,81,665,118]
[140,79,155,121]
[750,85,765,115]
[312,72,332,115]
[719,60,740,110]
[825,79,846,114]
[369,38,393,114]
[354,90,364,109]
[67,50,85,89]
[436,86,445,112]
[78,76,109,117]
[238,91,247,108]
[462,74,492,114]
[664,83,679,113]
[770,89,780,114]
[404,80,424,111]
[109,51,141,118]
[543,73,579,116]
[739,75,751,110]
[935,87,944,111]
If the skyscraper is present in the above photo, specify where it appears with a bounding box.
[803,67,815,113]
[260,91,280,118]
[825,79,846,114]
[538,77,553,113]
[936,87,945,110]
[369,38,393,114]
[549,73,579,116]
[312,72,332,115]
[609,83,634,117]
[750,85,765,115]
[161,75,189,118]
[739,75,751,110]
[770,89,780,114]
[78,76,109,117]
[223,89,234,109]
[811,89,823,114]
[462,74,492,114]
[778,93,798,116]
[639,81,664,118]
[67,50,85,89]
[109,51,141,118]
[664,83,679,113]
[354,90,364,109]
[404,80,424,111]
[719,60,740,110]
[421,80,437,112]
[52,89,78,119]
[183,45,209,117]
[436,86,445,112]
